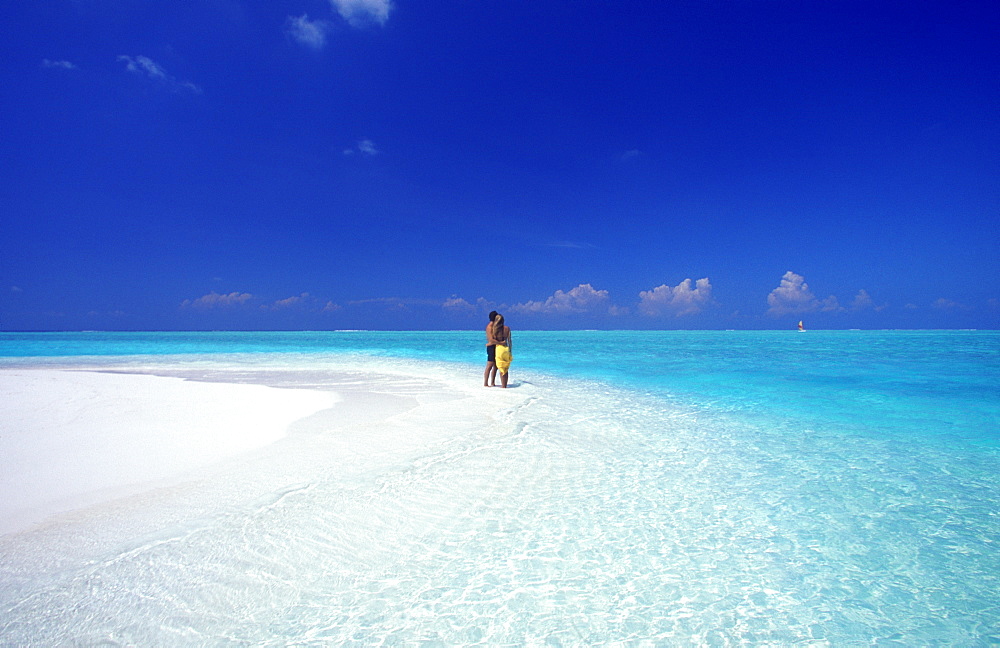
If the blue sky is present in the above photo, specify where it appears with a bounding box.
[2,0,997,331]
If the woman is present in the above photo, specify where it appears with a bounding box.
[484,310,499,387]
[491,313,513,388]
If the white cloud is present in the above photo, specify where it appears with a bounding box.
[767,271,815,316]
[932,298,967,311]
[442,296,496,315]
[330,0,393,27]
[850,289,887,312]
[181,291,253,309]
[347,297,446,313]
[851,289,873,310]
[119,55,166,79]
[766,271,842,316]
[443,296,475,312]
[820,295,843,312]
[344,139,380,156]
[638,278,712,317]
[286,14,330,49]
[118,55,201,94]
[42,59,76,70]
[348,297,414,311]
[323,301,342,312]
[270,293,312,309]
[511,284,611,315]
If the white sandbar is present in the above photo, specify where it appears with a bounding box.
[0,369,338,535]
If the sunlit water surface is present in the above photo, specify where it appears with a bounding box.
[1,331,998,645]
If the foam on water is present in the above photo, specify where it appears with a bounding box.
[1,333,998,645]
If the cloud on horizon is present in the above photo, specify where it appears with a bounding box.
[347,297,446,312]
[932,298,968,311]
[443,296,496,316]
[638,278,713,317]
[264,293,316,311]
[766,271,841,317]
[443,296,474,312]
[181,291,253,309]
[510,284,611,316]
[851,289,887,312]
[173,277,983,326]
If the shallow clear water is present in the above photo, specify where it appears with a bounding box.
[1,331,998,645]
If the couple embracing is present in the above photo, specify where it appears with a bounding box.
[483,310,513,388]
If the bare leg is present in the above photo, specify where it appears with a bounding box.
[489,365,498,387]
[501,370,508,388]
[484,362,495,386]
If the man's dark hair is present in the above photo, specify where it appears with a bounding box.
[489,310,498,321]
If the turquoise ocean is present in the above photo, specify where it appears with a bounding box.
[1,330,998,645]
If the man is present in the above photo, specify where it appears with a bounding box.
[483,310,498,387]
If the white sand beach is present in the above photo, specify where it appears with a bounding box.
[1,359,544,645]
[0,358,605,645]
[0,369,339,535]
[0,361,526,540]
